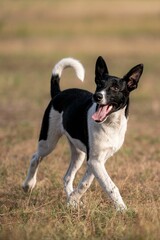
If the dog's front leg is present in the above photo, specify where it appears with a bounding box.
[67,166,94,207]
[63,142,85,198]
[88,158,127,211]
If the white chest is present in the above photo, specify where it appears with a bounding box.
[88,104,128,159]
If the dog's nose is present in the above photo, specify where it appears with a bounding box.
[93,92,103,102]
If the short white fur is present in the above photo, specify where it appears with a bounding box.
[52,57,85,82]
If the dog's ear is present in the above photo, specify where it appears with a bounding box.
[95,56,109,83]
[123,64,143,91]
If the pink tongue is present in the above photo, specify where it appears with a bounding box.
[92,105,112,121]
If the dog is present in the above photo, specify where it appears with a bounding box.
[22,56,143,211]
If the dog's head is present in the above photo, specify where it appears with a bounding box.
[92,56,143,123]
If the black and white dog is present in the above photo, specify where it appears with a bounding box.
[23,57,143,211]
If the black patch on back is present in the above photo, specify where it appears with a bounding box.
[39,100,53,141]
[53,88,93,159]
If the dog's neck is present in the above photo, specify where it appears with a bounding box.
[105,106,128,125]
[88,103,128,155]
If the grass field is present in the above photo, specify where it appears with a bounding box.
[0,0,160,239]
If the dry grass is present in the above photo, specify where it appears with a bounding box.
[0,0,160,239]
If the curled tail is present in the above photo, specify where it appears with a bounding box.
[50,58,85,99]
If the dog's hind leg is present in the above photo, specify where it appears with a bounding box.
[63,141,85,198]
[22,107,62,192]
[22,136,61,192]
[22,152,41,192]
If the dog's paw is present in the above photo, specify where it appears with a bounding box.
[67,199,84,209]
[22,178,36,193]
[67,200,78,209]
[22,183,30,193]
[115,203,127,212]
[67,193,83,209]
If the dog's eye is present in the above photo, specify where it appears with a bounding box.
[110,86,119,92]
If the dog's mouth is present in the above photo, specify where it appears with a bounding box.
[92,104,113,123]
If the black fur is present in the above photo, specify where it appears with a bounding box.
[93,56,143,121]
[53,89,93,159]
[39,100,53,141]
[50,75,60,98]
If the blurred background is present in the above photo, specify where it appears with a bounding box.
[0,0,160,239]
[0,0,160,113]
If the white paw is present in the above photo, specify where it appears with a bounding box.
[67,193,83,209]
[67,200,79,209]
[22,178,36,192]
[116,203,127,212]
